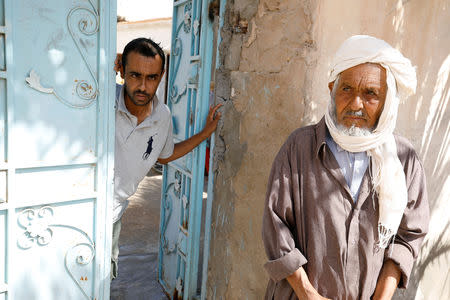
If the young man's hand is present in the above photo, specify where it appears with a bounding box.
[200,104,222,138]
[114,53,123,73]
[158,103,222,164]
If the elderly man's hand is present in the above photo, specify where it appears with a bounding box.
[287,267,332,300]
[200,104,222,138]
[307,295,332,300]
[302,291,332,300]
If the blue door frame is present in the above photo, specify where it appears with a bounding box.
[158,0,221,299]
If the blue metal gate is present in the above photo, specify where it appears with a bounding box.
[0,0,116,299]
[158,0,215,298]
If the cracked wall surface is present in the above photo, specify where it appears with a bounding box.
[208,0,450,299]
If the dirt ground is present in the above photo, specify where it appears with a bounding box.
[110,171,168,300]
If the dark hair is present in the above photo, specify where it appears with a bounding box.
[122,37,165,74]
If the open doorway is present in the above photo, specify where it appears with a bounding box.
[111,1,173,299]
[110,1,222,299]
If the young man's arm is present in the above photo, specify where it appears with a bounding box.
[158,104,222,164]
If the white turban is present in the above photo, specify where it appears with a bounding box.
[324,35,417,249]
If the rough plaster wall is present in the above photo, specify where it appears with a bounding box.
[208,0,449,299]
[208,0,316,298]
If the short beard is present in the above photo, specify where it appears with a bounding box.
[125,84,153,106]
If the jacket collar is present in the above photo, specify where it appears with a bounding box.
[315,117,328,157]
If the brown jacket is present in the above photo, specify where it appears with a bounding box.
[262,118,429,300]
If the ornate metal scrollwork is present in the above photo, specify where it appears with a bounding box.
[17,206,96,300]
[181,194,189,230]
[161,170,183,254]
[169,2,193,104]
[174,170,182,197]
[175,277,184,298]
[193,19,200,36]
[17,206,54,248]
[183,2,192,33]
[161,190,175,254]
[26,0,99,109]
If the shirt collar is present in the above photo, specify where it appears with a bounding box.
[117,86,128,114]
[326,131,346,152]
[336,143,345,152]
[315,117,353,156]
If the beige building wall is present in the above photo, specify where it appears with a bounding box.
[117,18,172,53]
[208,0,450,299]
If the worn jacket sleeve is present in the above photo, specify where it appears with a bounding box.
[262,141,307,282]
[385,151,429,288]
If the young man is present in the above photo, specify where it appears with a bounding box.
[112,37,221,279]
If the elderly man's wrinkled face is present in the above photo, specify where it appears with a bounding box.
[329,63,387,130]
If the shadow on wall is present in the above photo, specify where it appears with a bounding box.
[395,53,450,299]
[395,222,450,299]
[386,2,450,298]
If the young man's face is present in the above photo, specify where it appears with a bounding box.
[329,63,387,130]
[120,51,164,107]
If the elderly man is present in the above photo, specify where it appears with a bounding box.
[262,35,429,300]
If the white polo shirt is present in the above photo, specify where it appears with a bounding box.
[113,85,174,222]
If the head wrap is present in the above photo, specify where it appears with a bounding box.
[324,35,417,249]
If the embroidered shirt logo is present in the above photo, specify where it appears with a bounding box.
[142,134,156,160]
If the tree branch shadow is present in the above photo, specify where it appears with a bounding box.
[394,221,450,299]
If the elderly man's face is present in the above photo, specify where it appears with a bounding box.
[329,63,387,129]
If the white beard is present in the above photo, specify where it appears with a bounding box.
[336,123,372,136]
[329,92,373,137]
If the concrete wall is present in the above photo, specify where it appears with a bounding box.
[208,0,450,299]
